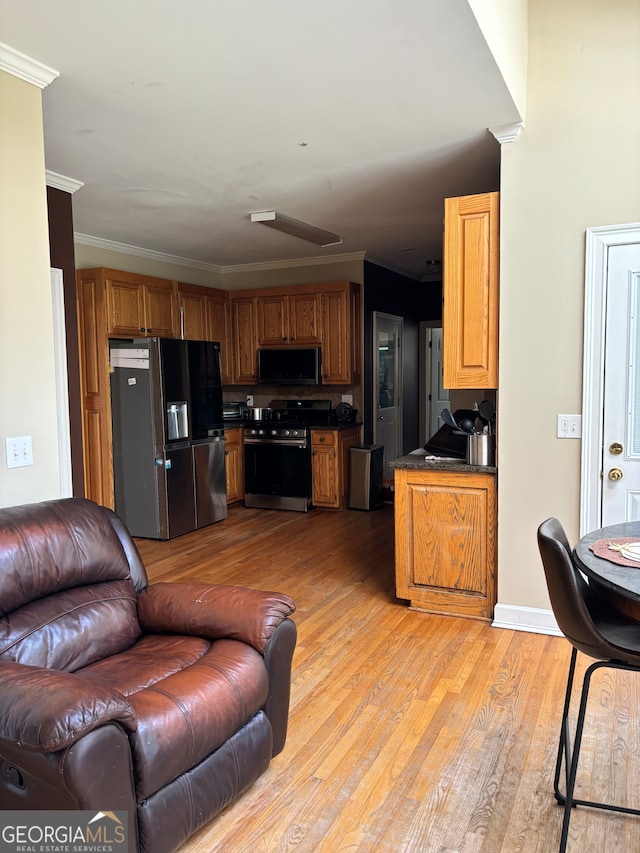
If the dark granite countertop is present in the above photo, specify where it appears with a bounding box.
[390,450,497,475]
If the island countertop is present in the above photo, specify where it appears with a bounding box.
[389,449,497,475]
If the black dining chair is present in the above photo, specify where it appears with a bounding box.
[537,517,640,852]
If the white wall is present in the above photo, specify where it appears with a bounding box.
[468,0,529,119]
[0,71,61,507]
[498,0,640,612]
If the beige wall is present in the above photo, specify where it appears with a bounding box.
[498,0,640,609]
[468,0,529,118]
[0,71,61,507]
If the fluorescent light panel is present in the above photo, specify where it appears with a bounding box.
[251,211,342,247]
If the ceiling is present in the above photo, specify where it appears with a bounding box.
[2,0,521,280]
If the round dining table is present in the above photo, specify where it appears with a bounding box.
[573,521,640,620]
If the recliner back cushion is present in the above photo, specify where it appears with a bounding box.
[0,499,141,670]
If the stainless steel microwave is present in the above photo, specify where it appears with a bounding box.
[257,347,321,385]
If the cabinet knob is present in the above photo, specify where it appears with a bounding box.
[319,436,325,442]
[140,327,145,333]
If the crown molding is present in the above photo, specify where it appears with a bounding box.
[46,170,84,194]
[74,233,225,273]
[73,233,425,280]
[0,42,59,88]
[488,121,524,145]
[220,251,366,275]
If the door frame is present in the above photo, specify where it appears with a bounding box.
[51,268,73,497]
[581,222,640,534]
[372,311,403,468]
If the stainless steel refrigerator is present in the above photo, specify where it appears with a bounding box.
[109,337,227,539]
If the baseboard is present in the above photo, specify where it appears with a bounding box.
[492,603,562,636]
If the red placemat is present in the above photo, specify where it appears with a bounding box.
[589,538,640,567]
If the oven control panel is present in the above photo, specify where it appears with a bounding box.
[244,426,308,440]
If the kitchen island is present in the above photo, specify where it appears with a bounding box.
[391,451,497,620]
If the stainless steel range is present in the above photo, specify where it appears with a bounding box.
[243,400,332,512]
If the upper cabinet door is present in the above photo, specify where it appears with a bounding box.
[288,291,322,345]
[144,280,178,338]
[232,296,258,383]
[106,278,146,336]
[443,191,499,389]
[179,290,208,340]
[257,293,289,346]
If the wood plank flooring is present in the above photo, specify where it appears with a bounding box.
[135,505,640,852]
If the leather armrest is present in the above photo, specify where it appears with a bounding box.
[138,583,296,654]
[0,662,136,753]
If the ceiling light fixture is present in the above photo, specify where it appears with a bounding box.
[250,211,342,247]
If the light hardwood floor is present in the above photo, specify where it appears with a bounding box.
[136,504,640,852]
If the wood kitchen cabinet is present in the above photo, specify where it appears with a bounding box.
[231,295,258,383]
[206,292,233,385]
[177,283,233,384]
[257,290,322,347]
[224,427,244,504]
[311,427,360,509]
[394,467,497,620]
[76,269,115,508]
[232,281,360,384]
[106,271,179,338]
[321,282,361,385]
[177,284,208,341]
[443,191,499,389]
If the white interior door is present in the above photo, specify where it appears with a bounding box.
[373,312,403,474]
[601,243,640,524]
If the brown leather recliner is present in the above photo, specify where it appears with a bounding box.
[0,498,296,853]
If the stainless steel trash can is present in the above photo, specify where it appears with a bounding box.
[349,445,384,510]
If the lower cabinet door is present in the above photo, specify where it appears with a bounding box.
[394,468,497,620]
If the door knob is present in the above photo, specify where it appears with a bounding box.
[609,442,624,455]
[608,468,624,481]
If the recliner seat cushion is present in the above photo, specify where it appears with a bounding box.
[80,635,269,800]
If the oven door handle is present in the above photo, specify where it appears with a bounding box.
[244,437,308,447]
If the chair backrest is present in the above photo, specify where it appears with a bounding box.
[0,498,147,671]
[537,517,614,660]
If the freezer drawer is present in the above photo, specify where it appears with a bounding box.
[160,445,197,538]
[194,439,228,528]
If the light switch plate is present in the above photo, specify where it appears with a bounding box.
[557,415,582,439]
[6,435,33,468]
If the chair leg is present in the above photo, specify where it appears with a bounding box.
[554,647,578,807]
[553,657,640,853]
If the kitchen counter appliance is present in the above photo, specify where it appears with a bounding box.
[243,399,333,511]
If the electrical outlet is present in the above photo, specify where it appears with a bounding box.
[5,435,33,468]
[341,394,353,406]
[557,415,582,439]
[246,395,254,406]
